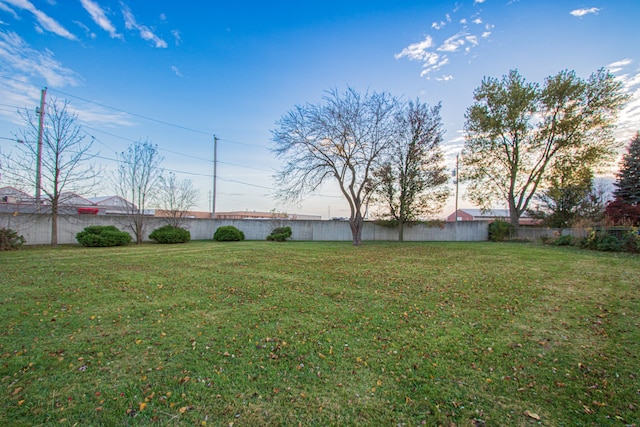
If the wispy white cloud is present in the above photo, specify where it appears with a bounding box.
[70,104,136,128]
[80,0,122,39]
[432,20,446,30]
[570,7,600,17]
[170,65,183,77]
[0,30,81,125]
[0,30,80,87]
[608,58,632,73]
[121,3,167,48]
[394,36,434,61]
[608,59,640,143]
[436,75,454,82]
[0,2,19,19]
[438,33,467,53]
[171,29,181,46]
[2,0,77,40]
[74,20,96,39]
[396,5,491,79]
[420,55,449,77]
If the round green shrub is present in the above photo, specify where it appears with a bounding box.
[213,225,245,242]
[267,226,292,242]
[596,234,622,251]
[488,220,514,242]
[0,227,26,251]
[76,225,132,247]
[149,225,191,244]
[621,231,640,253]
[552,234,574,246]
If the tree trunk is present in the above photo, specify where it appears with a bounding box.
[398,218,405,242]
[136,220,144,244]
[51,204,58,247]
[508,199,519,237]
[349,214,364,246]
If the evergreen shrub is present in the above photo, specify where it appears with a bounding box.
[0,227,26,251]
[76,225,132,247]
[267,226,292,242]
[149,225,190,244]
[488,220,514,242]
[213,226,245,242]
[621,231,640,253]
[552,234,574,246]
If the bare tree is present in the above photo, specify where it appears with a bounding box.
[115,140,163,244]
[272,88,398,245]
[0,98,99,246]
[372,100,450,241]
[157,172,199,227]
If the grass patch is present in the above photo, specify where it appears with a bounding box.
[1,241,638,426]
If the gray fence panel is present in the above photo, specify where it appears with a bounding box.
[2,213,493,245]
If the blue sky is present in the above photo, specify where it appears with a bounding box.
[0,0,638,218]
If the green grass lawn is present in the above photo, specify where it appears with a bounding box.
[1,241,638,426]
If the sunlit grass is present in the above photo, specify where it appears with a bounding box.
[1,241,638,426]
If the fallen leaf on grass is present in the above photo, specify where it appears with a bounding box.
[524,410,540,420]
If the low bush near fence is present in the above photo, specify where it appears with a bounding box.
[488,220,514,241]
[267,226,292,242]
[149,225,191,244]
[545,228,639,254]
[0,227,25,251]
[213,225,245,242]
[76,225,132,247]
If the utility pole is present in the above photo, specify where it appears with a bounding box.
[212,135,218,219]
[455,154,459,222]
[35,87,47,210]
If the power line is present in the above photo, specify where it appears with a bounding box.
[47,88,214,137]
[218,137,268,149]
[0,75,216,138]
[218,160,274,173]
[0,75,284,198]
[218,177,273,190]
[1,76,271,155]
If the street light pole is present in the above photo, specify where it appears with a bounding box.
[35,87,47,210]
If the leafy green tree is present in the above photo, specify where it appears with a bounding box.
[272,88,399,246]
[372,100,450,241]
[462,69,628,228]
[528,162,593,229]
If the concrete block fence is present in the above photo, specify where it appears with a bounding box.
[1,213,499,245]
